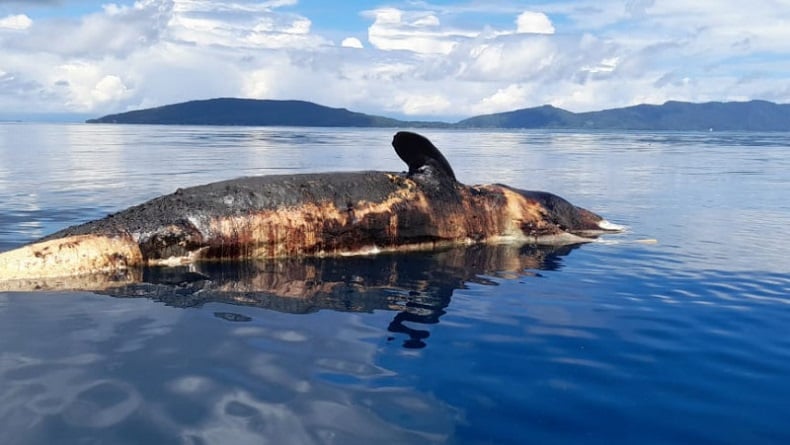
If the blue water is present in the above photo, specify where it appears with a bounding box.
[0,124,789,444]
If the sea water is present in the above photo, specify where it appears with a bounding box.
[0,124,788,444]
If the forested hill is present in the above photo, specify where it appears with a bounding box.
[456,100,790,131]
[87,98,790,131]
[86,98,444,128]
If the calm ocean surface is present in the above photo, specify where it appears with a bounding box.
[0,124,788,444]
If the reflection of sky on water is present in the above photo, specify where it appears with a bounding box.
[0,293,457,444]
[0,245,789,443]
[0,243,585,443]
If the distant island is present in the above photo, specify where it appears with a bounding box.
[86,98,446,128]
[87,98,790,131]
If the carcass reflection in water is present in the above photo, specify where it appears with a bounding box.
[10,243,579,348]
[106,243,578,348]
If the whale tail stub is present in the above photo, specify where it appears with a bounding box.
[392,131,457,181]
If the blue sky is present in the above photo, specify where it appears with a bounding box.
[1,0,788,120]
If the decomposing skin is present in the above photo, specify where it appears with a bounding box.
[0,131,620,281]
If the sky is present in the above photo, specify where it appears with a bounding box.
[0,0,789,121]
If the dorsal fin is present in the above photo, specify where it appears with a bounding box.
[392,131,457,181]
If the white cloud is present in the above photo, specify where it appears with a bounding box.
[0,0,789,118]
[625,0,655,18]
[478,84,533,114]
[92,75,130,104]
[396,92,452,115]
[1,0,171,58]
[453,35,560,81]
[516,11,555,34]
[366,7,474,55]
[0,14,32,30]
[341,37,363,49]
[51,63,132,111]
[582,56,619,74]
[168,0,327,49]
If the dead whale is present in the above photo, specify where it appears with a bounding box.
[0,131,620,281]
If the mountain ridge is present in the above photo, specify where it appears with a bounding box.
[86,98,449,128]
[87,98,790,131]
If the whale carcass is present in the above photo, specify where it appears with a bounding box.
[0,131,620,281]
